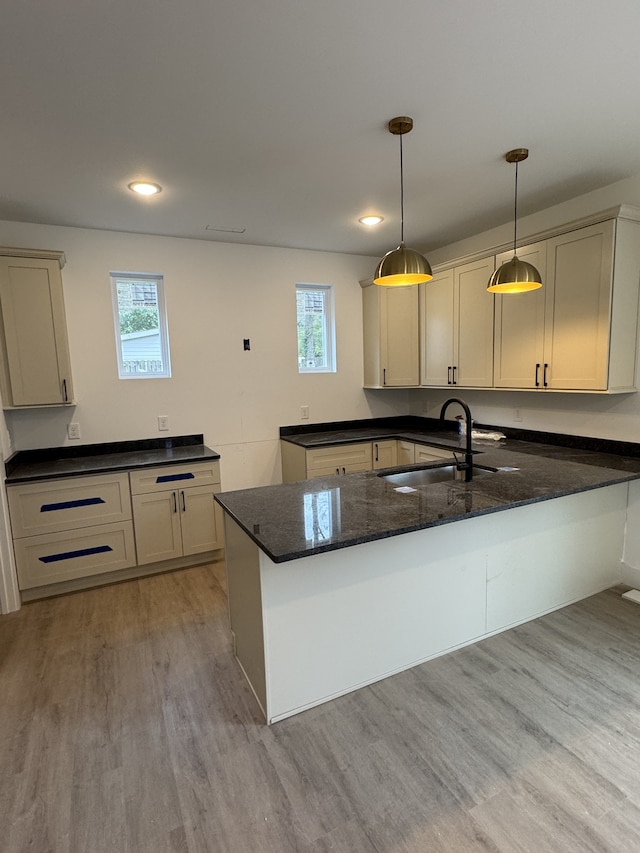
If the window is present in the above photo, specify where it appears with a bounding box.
[296,283,336,372]
[110,272,171,378]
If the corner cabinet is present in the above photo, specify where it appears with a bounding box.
[494,215,640,391]
[0,249,75,407]
[281,438,455,483]
[421,257,495,388]
[362,282,420,387]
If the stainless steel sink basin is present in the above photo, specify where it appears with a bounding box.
[379,464,497,487]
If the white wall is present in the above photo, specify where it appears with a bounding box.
[0,220,409,492]
[411,171,640,442]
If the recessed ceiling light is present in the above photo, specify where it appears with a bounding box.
[128,181,162,196]
[359,215,384,226]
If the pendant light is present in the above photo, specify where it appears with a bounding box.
[373,116,432,286]
[487,148,542,294]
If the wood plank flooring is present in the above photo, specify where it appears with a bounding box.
[1,561,640,851]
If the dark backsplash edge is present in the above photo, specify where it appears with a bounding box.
[280,417,640,458]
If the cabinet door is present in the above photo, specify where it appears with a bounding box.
[397,440,415,465]
[132,491,183,565]
[362,284,419,387]
[543,221,614,390]
[372,440,397,469]
[380,286,420,386]
[422,270,454,386]
[493,242,547,388]
[455,257,495,387]
[0,256,73,406]
[180,485,223,555]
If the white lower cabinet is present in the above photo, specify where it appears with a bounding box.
[7,460,223,594]
[7,472,136,590]
[130,462,223,565]
[281,438,458,482]
[282,441,374,482]
[372,440,398,469]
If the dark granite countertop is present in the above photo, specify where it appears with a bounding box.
[4,434,220,484]
[216,438,640,563]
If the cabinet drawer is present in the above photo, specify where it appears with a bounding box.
[308,461,372,478]
[14,520,136,589]
[414,444,457,463]
[306,443,372,472]
[129,460,220,495]
[8,472,132,538]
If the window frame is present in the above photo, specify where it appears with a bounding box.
[296,282,336,374]
[110,271,172,379]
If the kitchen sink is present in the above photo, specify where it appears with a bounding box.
[379,463,497,488]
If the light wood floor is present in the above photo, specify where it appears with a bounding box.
[1,562,640,852]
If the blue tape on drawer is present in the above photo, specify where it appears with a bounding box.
[155,472,195,483]
[40,497,106,513]
[39,545,113,564]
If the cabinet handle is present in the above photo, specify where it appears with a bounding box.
[342,467,346,475]
[535,363,540,387]
[447,366,452,385]
[62,379,68,403]
[181,490,186,512]
[383,368,386,386]
[452,365,457,385]
[172,491,177,513]
[336,467,340,475]
[375,443,379,462]
[543,363,549,387]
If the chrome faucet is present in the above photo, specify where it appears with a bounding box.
[440,397,474,482]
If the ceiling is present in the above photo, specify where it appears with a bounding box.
[3,0,640,258]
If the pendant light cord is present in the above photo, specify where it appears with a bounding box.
[513,160,519,257]
[399,131,405,244]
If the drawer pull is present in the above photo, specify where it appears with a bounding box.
[39,545,113,564]
[40,497,106,513]
[155,472,196,483]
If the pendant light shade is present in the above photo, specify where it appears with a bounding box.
[374,241,433,286]
[487,148,542,294]
[374,117,432,286]
[487,256,543,293]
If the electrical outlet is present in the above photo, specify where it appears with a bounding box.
[513,407,523,422]
[67,422,81,440]
[301,405,310,420]
[158,415,169,431]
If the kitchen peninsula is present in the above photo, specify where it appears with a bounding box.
[216,421,640,723]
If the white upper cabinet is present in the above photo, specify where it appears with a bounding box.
[421,256,495,388]
[494,215,639,392]
[362,283,420,387]
[0,251,74,407]
[493,242,548,388]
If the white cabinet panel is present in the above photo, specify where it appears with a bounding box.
[363,284,420,387]
[422,257,495,388]
[0,254,74,407]
[131,460,223,565]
